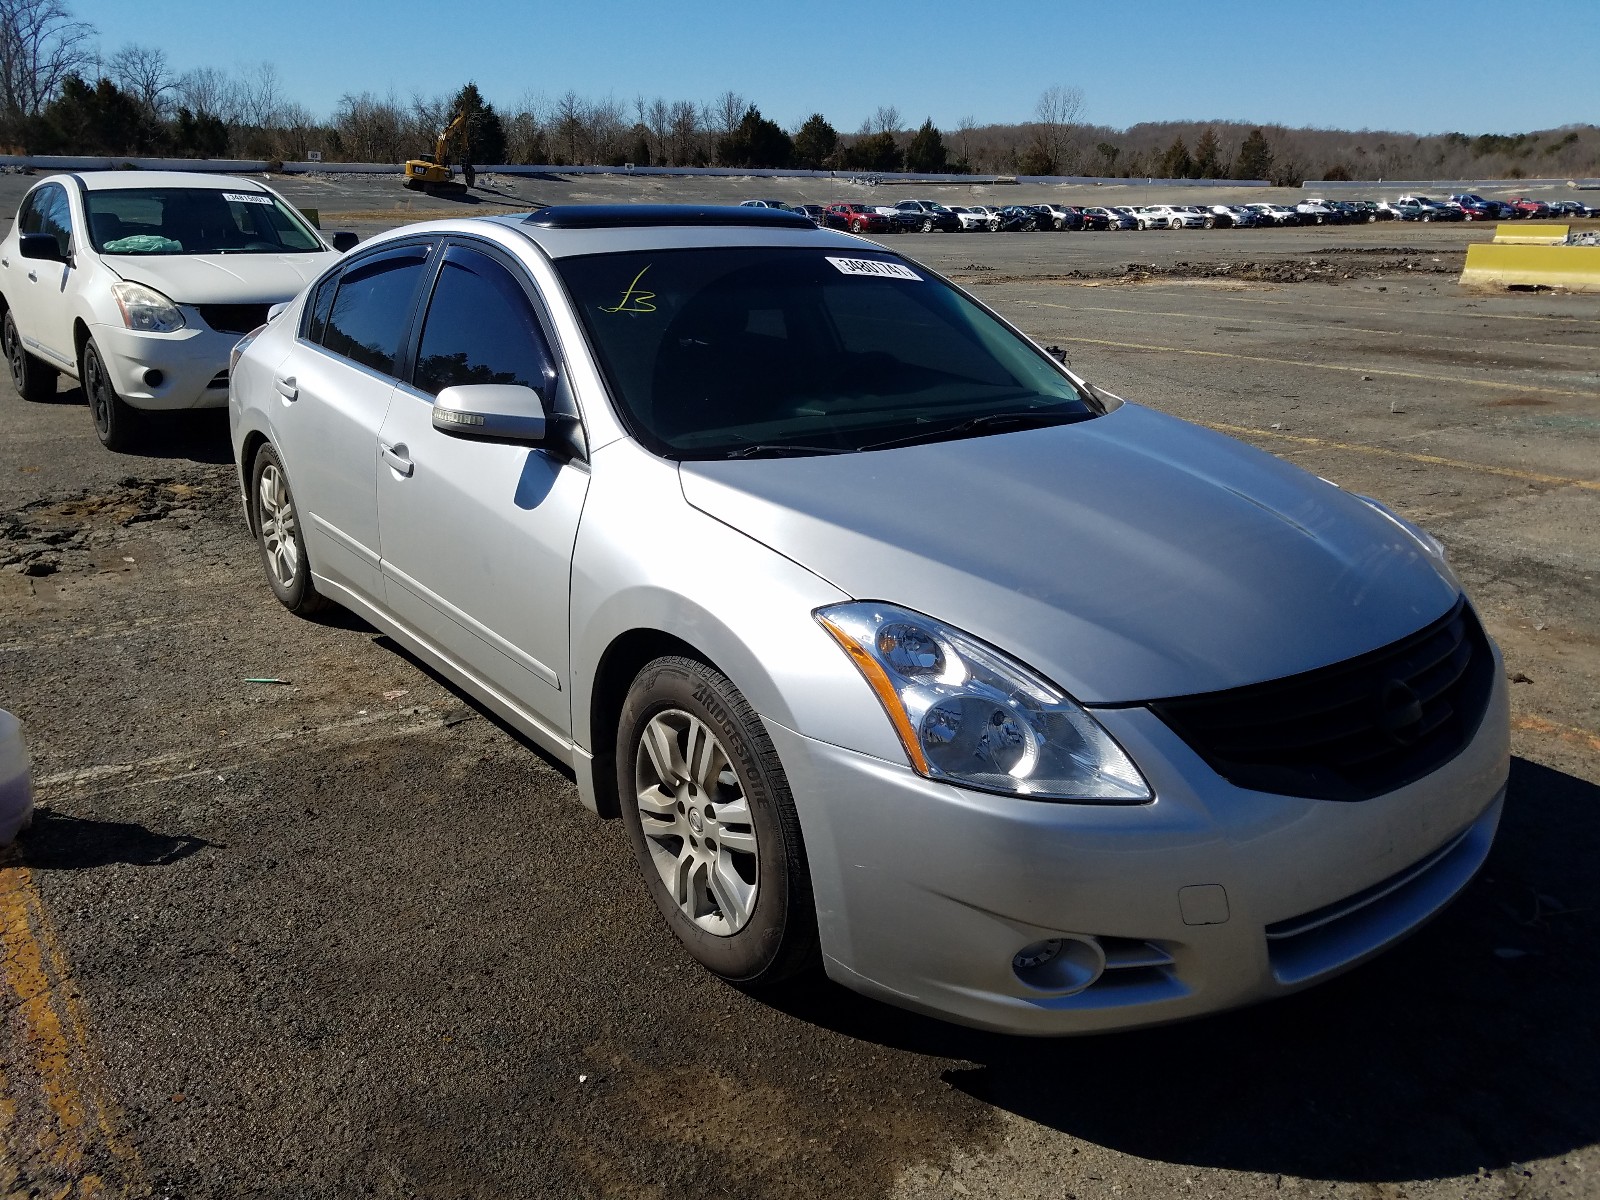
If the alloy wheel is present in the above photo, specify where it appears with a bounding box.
[634,708,759,936]
[257,462,300,589]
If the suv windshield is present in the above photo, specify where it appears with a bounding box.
[85,188,324,255]
[556,246,1097,459]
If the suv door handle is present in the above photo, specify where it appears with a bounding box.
[273,375,297,400]
[381,443,414,477]
[27,270,37,282]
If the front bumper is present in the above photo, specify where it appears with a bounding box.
[89,320,242,411]
[771,660,1509,1035]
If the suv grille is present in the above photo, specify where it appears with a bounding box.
[197,304,270,335]
[1149,597,1494,802]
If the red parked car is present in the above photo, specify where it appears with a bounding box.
[1508,197,1553,219]
[823,203,894,234]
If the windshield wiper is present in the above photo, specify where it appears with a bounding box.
[719,443,851,459]
[858,409,1091,453]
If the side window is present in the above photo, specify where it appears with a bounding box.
[17,188,50,237]
[304,271,338,344]
[321,245,431,377]
[40,188,74,256]
[411,245,554,398]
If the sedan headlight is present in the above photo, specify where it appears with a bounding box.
[816,603,1150,803]
[110,282,185,333]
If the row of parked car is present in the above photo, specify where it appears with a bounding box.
[740,194,1599,233]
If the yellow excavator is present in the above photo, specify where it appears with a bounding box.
[402,111,476,192]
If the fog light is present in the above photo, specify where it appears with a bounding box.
[142,368,164,387]
[1012,934,1105,996]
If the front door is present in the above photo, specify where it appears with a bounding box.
[376,242,588,744]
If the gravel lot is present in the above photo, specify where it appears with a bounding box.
[2,171,1597,1200]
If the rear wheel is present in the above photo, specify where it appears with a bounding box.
[4,311,56,402]
[80,339,138,452]
[251,444,329,616]
[617,656,818,986]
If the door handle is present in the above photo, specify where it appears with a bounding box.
[273,375,297,400]
[381,443,414,477]
[27,270,37,282]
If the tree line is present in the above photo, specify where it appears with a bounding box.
[2,0,1595,181]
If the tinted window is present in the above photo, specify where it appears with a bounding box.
[412,245,553,397]
[556,246,1093,458]
[17,187,53,237]
[37,187,73,256]
[304,272,338,344]
[321,246,431,377]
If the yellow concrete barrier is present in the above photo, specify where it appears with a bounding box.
[1491,223,1569,244]
[1460,242,1600,291]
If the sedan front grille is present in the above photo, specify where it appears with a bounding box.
[197,304,271,335]
[1149,597,1494,802]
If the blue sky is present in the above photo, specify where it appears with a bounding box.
[80,0,1598,135]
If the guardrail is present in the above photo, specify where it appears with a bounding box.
[0,154,1270,189]
[1305,177,1600,192]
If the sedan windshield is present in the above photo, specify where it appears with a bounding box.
[556,246,1097,459]
[85,188,324,255]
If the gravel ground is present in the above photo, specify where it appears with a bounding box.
[1,171,1596,1199]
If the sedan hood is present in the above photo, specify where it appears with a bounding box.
[679,404,1459,705]
[104,252,338,305]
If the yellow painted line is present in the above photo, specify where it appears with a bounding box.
[1512,714,1600,754]
[1163,289,1598,325]
[1046,334,1599,400]
[0,850,144,1192]
[1014,298,1591,353]
[1200,421,1600,492]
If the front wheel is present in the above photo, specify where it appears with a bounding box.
[80,339,138,452]
[251,444,328,616]
[920,216,934,233]
[4,311,57,402]
[617,656,818,987]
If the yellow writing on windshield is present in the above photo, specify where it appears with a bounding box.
[601,265,656,314]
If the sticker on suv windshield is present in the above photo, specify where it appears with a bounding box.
[826,257,921,281]
[223,192,274,205]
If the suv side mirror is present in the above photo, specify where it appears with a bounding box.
[432,383,546,444]
[329,231,358,253]
[19,233,66,263]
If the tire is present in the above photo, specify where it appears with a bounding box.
[250,443,329,616]
[850,218,864,234]
[79,339,139,452]
[1204,217,1216,229]
[920,216,934,233]
[4,311,57,402]
[617,656,818,987]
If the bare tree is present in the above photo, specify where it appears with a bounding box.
[711,89,745,138]
[237,60,282,128]
[0,0,95,124]
[175,65,240,123]
[668,99,699,165]
[108,43,172,115]
[954,114,976,165]
[1028,83,1086,174]
[870,104,901,136]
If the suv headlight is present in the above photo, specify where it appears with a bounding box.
[111,282,185,333]
[816,603,1151,804]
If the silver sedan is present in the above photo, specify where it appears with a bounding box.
[229,205,1508,1034]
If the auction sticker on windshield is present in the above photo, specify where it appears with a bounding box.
[827,257,921,281]
[223,192,274,205]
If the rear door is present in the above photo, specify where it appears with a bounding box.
[375,240,589,743]
[276,240,435,603]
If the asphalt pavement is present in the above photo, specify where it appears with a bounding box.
[1,170,1597,1199]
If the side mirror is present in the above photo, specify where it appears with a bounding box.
[329,231,359,253]
[20,233,66,263]
[432,383,546,444]
[267,301,289,323]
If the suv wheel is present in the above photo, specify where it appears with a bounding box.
[617,656,818,986]
[4,312,57,402]
[80,339,138,452]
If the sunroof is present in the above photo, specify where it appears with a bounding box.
[522,205,815,230]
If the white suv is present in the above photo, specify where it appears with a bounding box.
[1,171,351,450]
